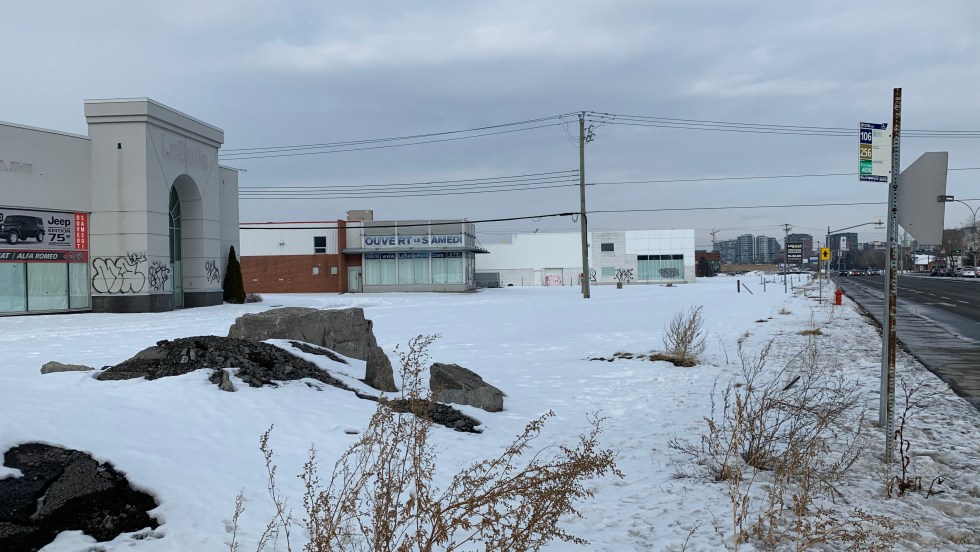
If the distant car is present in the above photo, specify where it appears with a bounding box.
[930,268,947,276]
[961,267,977,278]
[866,269,881,276]
[848,269,862,276]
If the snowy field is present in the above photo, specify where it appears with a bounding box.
[2,276,979,551]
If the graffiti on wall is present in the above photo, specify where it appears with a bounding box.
[148,261,171,291]
[205,259,220,284]
[615,268,634,283]
[659,267,680,279]
[92,252,147,294]
[544,274,563,286]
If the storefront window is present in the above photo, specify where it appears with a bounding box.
[637,254,684,280]
[27,263,69,311]
[0,263,27,313]
[364,254,382,285]
[69,263,89,309]
[398,253,429,285]
[432,252,463,284]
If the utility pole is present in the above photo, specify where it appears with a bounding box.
[783,223,792,293]
[579,112,590,299]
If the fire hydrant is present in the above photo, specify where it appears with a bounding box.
[834,288,844,306]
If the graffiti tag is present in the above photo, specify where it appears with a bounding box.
[148,261,171,291]
[205,259,220,284]
[92,252,147,294]
[615,268,634,283]
[659,267,680,279]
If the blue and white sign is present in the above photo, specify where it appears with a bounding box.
[363,234,462,248]
[859,122,892,183]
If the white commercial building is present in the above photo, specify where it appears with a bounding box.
[478,229,696,287]
[0,98,239,314]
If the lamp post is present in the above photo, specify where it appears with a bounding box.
[939,196,979,266]
[826,220,886,276]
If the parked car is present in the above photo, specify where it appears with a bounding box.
[930,267,948,277]
[0,215,45,245]
[960,267,977,278]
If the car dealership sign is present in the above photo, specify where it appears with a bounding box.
[0,206,88,260]
[362,234,463,248]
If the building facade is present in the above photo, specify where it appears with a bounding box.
[0,98,239,315]
[735,234,756,264]
[240,214,485,293]
[787,233,814,258]
[478,229,696,286]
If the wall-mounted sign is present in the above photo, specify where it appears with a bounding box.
[0,250,88,263]
[362,234,462,248]
[0,207,89,258]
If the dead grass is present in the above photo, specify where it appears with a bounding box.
[239,335,622,552]
[669,334,898,550]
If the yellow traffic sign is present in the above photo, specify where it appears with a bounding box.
[820,247,831,261]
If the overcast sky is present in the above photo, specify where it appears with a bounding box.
[4,0,980,249]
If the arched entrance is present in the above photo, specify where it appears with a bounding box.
[169,186,183,308]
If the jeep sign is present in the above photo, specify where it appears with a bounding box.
[0,206,88,258]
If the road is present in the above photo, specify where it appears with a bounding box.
[832,274,980,410]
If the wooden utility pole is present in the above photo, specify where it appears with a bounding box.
[579,112,590,299]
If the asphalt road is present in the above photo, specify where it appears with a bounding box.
[846,273,980,323]
[832,274,980,410]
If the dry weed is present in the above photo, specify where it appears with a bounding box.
[246,335,621,552]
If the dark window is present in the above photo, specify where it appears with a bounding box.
[600,243,615,252]
[314,236,326,253]
[672,254,684,260]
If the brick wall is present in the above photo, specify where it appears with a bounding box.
[241,254,359,293]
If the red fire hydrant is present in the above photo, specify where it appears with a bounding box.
[834,288,844,305]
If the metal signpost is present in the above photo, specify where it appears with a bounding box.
[819,247,830,302]
[862,90,901,462]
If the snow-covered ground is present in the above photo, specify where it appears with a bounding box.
[2,276,978,551]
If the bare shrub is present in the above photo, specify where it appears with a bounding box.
[251,335,621,551]
[669,335,897,550]
[661,305,707,365]
[244,293,264,303]
[886,379,945,499]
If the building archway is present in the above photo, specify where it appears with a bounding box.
[170,174,203,309]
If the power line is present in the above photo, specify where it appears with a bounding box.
[237,166,980,200]
[588,111,980,138]
[222,114,575,153]
[590,201,886,214]
[240,211,580,230]
[239,170,578,191]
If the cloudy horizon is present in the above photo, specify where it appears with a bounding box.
[3,0,979,249]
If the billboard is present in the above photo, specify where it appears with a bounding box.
[786,243,804,264]
[0,206,88,262]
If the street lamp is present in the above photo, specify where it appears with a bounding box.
[939,195,979,267]
[826,220,886,273]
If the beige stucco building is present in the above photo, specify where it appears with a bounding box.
[0,98,239,314]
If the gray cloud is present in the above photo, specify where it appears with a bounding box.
[3,0,979,248]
